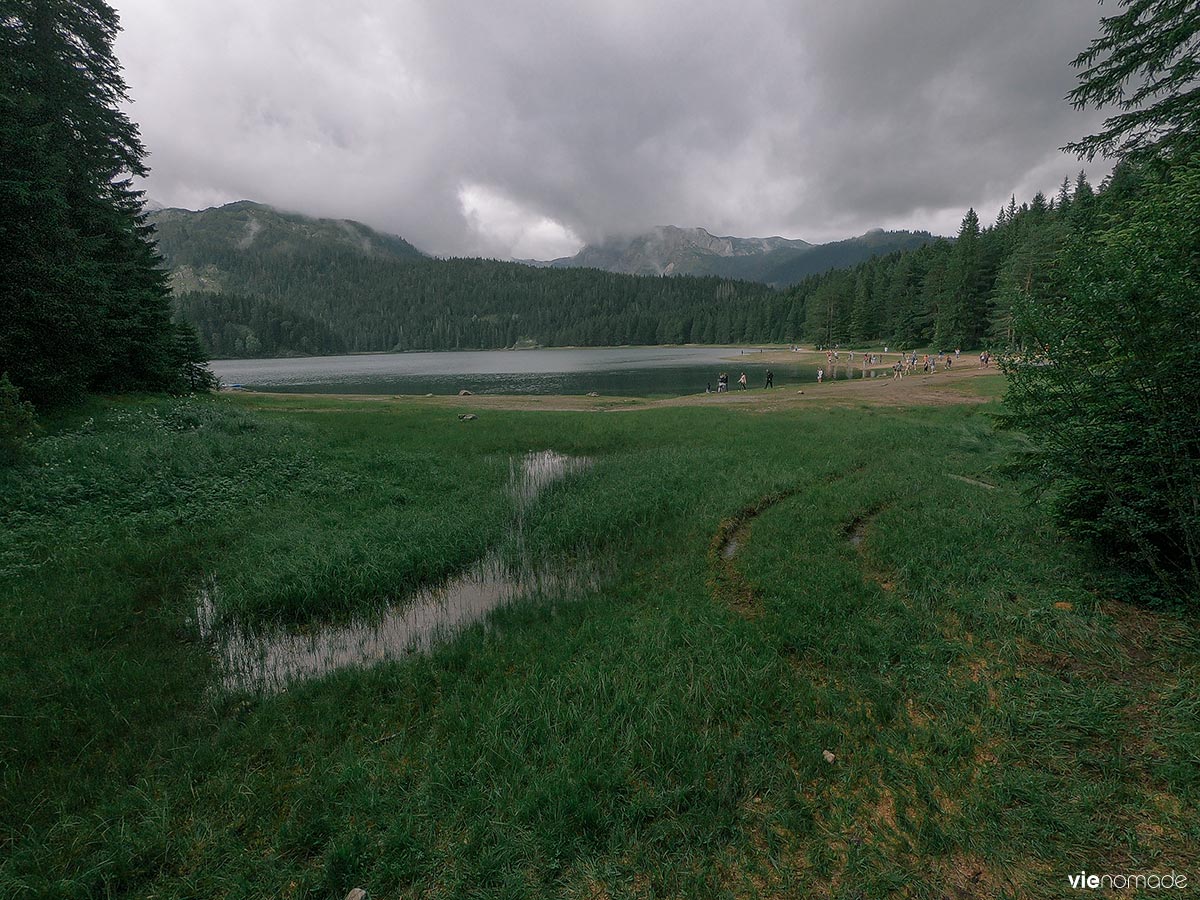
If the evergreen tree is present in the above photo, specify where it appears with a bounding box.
[0,0,208,406]
[934,208,982,348]
[1001,159,1200,599]
[1003,0,1200,600]
[1065,0,1200,161]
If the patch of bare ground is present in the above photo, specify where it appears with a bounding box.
[234,366,1003,415]
[938,853,1019,900]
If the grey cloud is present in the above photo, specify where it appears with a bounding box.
[111,0,1114,257]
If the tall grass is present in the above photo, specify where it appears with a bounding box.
[1,393,1196,898]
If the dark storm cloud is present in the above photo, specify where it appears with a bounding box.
[111,0,1111,258]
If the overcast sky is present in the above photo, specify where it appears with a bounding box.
[110,0,1113,259]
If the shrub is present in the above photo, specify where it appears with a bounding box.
[0,374,37,464]
[999,160,1200,603]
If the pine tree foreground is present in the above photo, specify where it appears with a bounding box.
[0,0,213,408]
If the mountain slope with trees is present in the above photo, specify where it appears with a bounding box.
[152,203,943,358]
[779,173,1103,350]
[151,204,794,356]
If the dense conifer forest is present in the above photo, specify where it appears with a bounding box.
[0,1,210,407]
[173,260,788,356]
[166,175,1110,358]
[787,171,1106,350]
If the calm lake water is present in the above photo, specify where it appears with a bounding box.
[209,346,857,396]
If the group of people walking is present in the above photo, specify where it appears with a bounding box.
[711,369,773,393]
[707,345,987,393]
[890,348,967,379]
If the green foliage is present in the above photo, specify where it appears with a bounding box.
[174,291,347,358]
[0,374,37,464]
[150,204,942,357]
[4,395,1198,897]
[0,1,209,406]
[1065,0,1200,161]
[166,252,793,356]
[1000,159,1200,601]
[777,174,1123,352]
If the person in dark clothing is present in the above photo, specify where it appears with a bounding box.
[765,369,774,388]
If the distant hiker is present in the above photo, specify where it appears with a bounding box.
[765,369,774,389]
[738,372,748,390]
[706,382,712,394]
[817,368,824,383]
[718,372,729,392]
[955,347,961,359]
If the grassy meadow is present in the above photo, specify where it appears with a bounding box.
[2,381,1197,898]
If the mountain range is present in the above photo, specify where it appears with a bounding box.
[533,225,936,285]
[148,200,937,291]
[145,200,941,358]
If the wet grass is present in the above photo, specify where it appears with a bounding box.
[1,392,1197,898]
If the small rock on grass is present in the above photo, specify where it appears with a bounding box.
[586,391,599,397]
[458,414,477,421]
[822,749,836,764]
[458,389,472,396]
[345,890,367,900]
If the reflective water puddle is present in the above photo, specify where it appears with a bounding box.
[197,450,595,693]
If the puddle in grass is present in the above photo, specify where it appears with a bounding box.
[197,450,596,693]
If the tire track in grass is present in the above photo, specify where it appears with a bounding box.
[708,485,807,619]
[700,465,864,619]
[841,504,895,593]
[707,465,871,618]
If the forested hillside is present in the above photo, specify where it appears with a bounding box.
[158,173,1134,361]
[759,229,937,286]
[172,257,792,356]
[786,173,1106,350]
[153,203,795,356]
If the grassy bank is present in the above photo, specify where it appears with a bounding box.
[2,388,1196,898]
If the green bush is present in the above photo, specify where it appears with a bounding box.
[1000,159,1200,603]
[0,374,37,464]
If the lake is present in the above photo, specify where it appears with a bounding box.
[208,346,853,397]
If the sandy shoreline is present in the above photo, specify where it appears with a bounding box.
[228,363,1004,413]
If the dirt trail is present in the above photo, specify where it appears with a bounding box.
[235,365,1003,414]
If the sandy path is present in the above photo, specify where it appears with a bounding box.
[232,364,1003,414]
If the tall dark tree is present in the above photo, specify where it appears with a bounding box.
[0,0,208,406]
[1002,0,1200,601]
[934,208,983,348]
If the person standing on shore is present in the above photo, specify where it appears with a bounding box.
[765,369,774,389]
[817,368,824,383]
[738,371,748,390]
